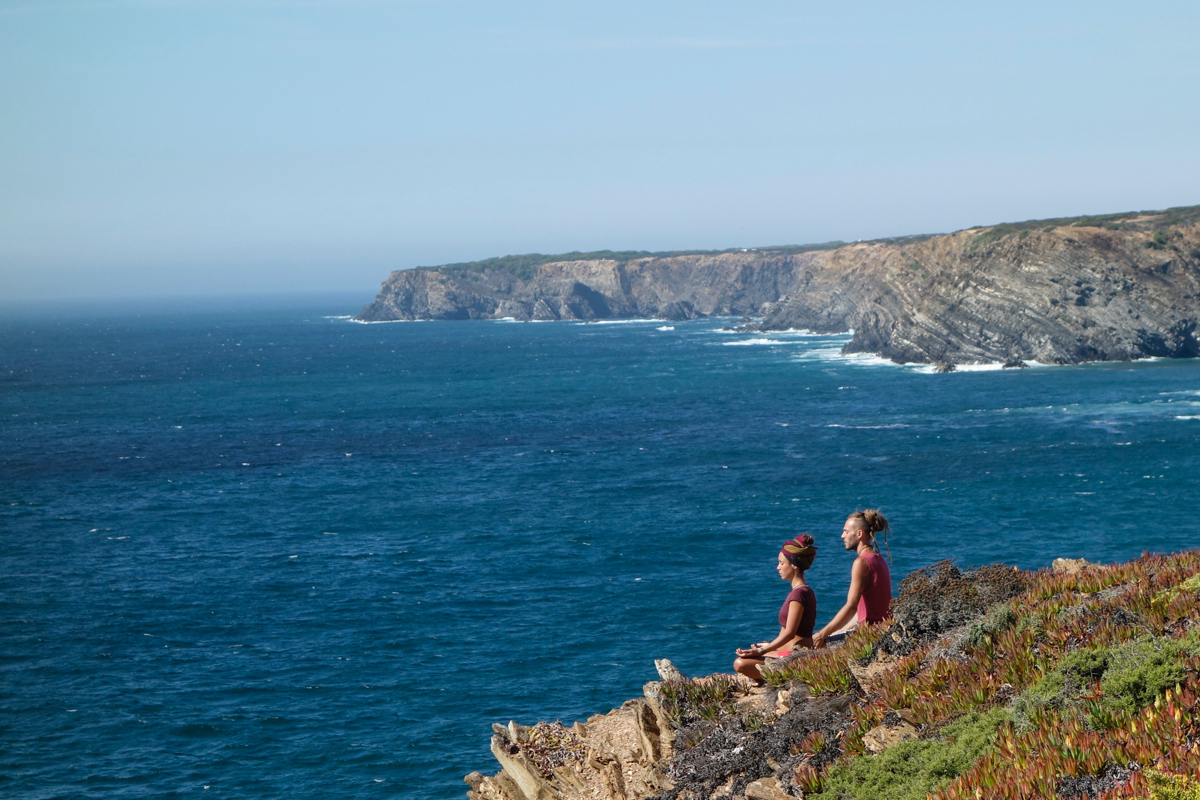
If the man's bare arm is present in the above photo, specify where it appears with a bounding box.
[812,558,870,648]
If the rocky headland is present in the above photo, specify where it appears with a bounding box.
[358,205,1200,367]
[464,552,1200,800]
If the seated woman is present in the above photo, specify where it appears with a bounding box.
[734,535,818,684]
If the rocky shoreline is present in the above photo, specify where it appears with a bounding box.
[463,553,1200,800]
[358,205,1200,367]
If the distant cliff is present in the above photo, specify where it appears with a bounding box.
[357,205,1200,366]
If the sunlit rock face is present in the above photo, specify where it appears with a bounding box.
[358,208,1200,366]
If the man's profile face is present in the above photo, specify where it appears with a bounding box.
[841,521,861,551]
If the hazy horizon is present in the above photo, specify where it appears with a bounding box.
[4,1,1200,302]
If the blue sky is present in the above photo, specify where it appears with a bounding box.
[3,1,1199,300]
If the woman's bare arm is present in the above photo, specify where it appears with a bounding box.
[737,601,803,658]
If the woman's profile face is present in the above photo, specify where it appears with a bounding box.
[777,552,795,580]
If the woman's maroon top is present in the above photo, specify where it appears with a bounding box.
[779,585,817,638]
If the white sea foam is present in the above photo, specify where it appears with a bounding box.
[656,326,674,331]
[575,319,660,325]
[796,347,901,367]
[772,328,846,338]
[952,362,1007,372]
[324,315,354,320]
[700,327,850,338]
[826,423,911,429]
[491,316,519,323]
[1019,356,1166,368]
[1176,415,1200,420]
[721,338,785,346]
[793,346,1055,374]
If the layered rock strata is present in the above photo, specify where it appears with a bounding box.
[358,207,1200,366]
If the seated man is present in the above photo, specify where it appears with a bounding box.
[812,510,892,647]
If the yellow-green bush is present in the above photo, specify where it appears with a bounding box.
[1148,770,1200,800]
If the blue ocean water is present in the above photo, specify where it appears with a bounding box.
[3,298,1200,799]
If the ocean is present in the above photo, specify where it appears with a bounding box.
[3,297,1199,799]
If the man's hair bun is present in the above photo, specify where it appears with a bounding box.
[861,509,889,533]
[847,509,891,563]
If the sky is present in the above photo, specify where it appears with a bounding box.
[3,1,1200,301]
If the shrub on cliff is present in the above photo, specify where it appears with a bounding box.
[1146,769,1200,800]
[886,560,1029,653]
[1147,231,1170,249]
[964,602,1018,650]
[807,709,1008,800]
[1097,635,1197,714]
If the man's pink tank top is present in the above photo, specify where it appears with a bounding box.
[856,551,892,623]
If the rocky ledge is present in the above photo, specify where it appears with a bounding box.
[358,205,1200,367]
[464,552,1200,800]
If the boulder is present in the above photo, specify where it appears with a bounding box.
[744,776,792,800]
[847,651,900,693]
[1053,557,1098,575]
[861,720,920,754]
[654,659,687,682]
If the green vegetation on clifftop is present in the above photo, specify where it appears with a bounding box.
[418,203,1200,280]
[970,202,1200,245]
[423,243,850,281]
[809,709,1009,800]
[711,552,1200,800]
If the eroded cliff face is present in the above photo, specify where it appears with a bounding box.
[357,210,1200,365]
[357,254,810,324]
[762,223,1200,366]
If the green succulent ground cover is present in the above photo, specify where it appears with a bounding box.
[1012,631,1200,730]
[796,561,1200,799]
[808,709,1008,800]
[659,675,742,724]
[799,629,1200,799]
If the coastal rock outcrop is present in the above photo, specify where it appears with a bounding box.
[463,551,1200,800]
[358,206,1200,366]
[358,254,809,324]
[465,686,678,800]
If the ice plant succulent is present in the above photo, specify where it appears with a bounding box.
[802,551,1200,799]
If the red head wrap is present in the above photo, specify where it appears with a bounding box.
[781,534,817,568]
